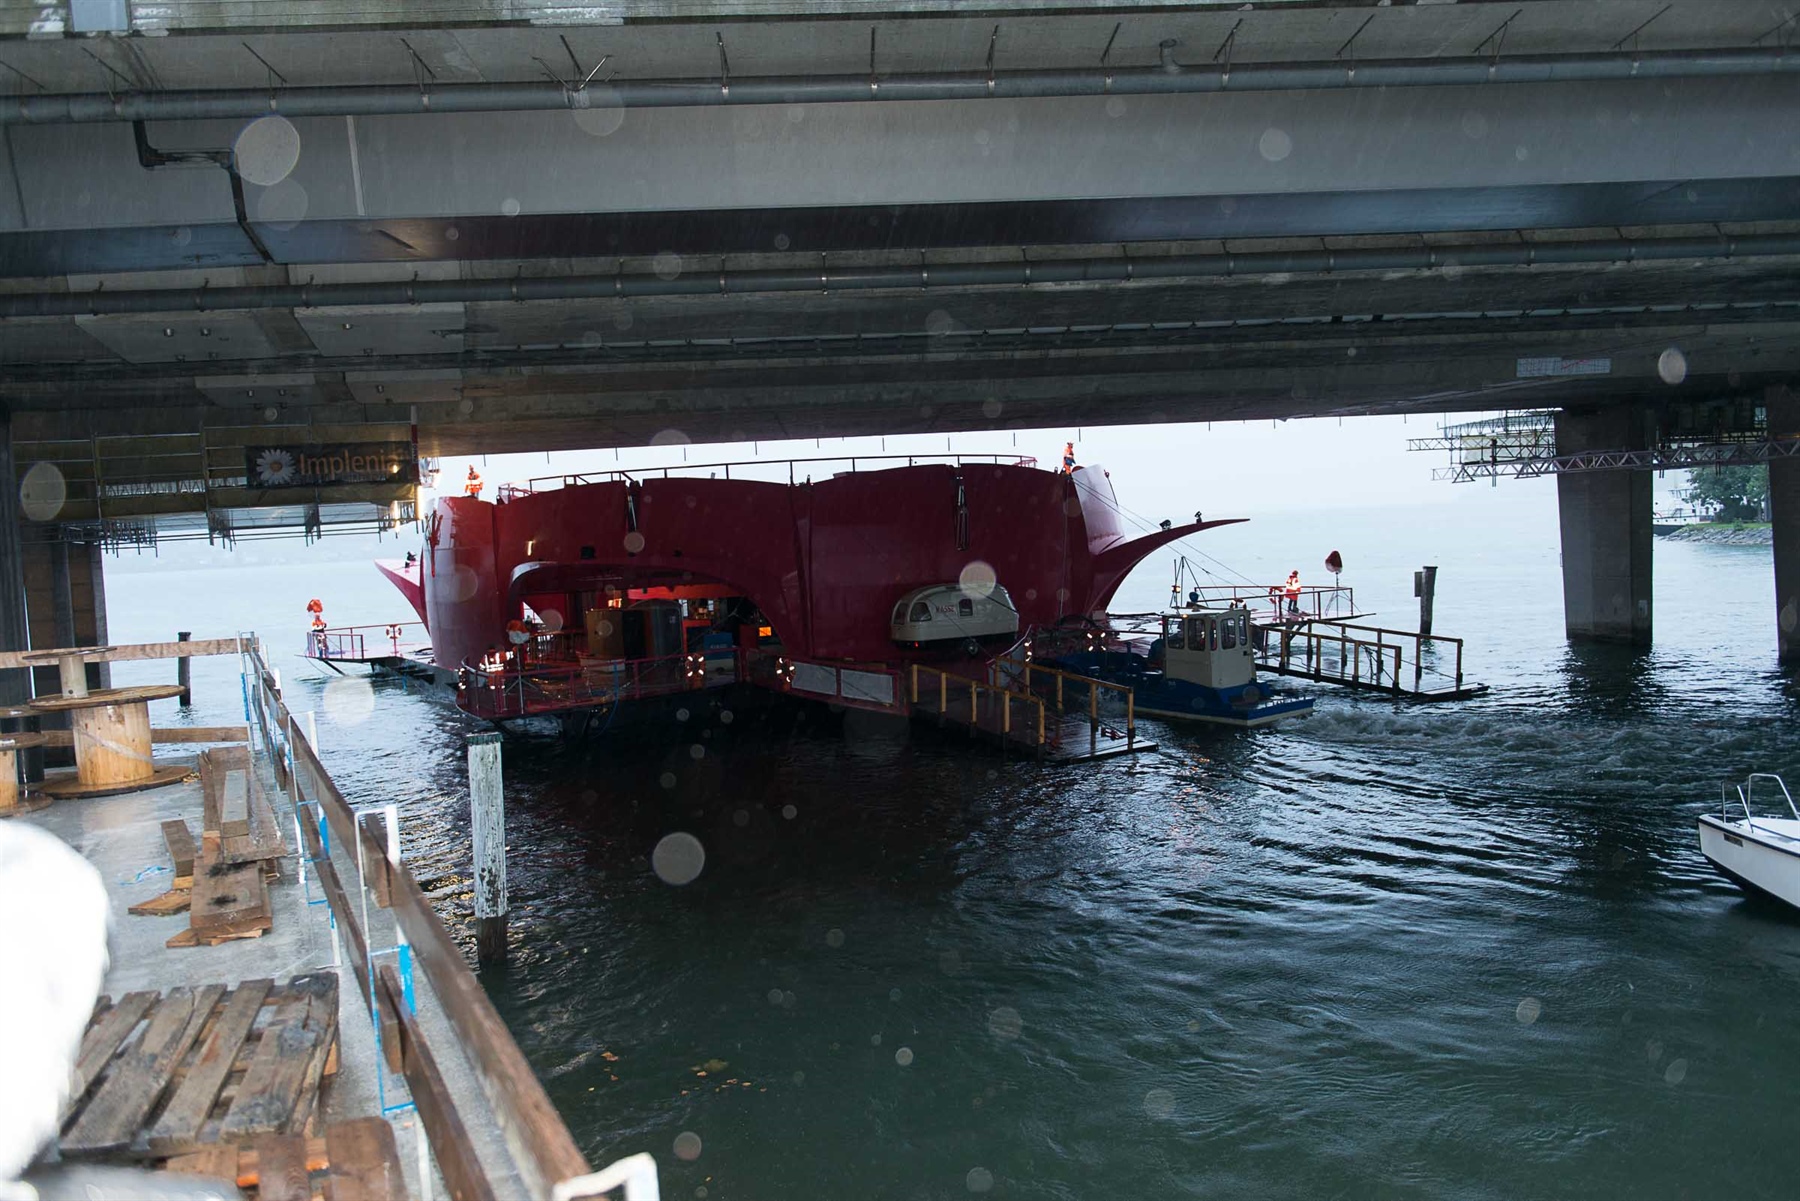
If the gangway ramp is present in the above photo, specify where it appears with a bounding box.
[909,662,1154,763]
[1255,620,1487,702]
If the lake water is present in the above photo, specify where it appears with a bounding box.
[104,489,1800,1199]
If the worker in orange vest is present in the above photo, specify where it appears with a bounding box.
[1062,442,1077,474]
[306,598,327,655]
[464,465,483,498]
[1283,570,1303,617]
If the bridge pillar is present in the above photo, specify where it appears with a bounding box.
[1769,387,1800,664]
[0,413,28,706]
[1556,406,1654,646]
[24,536,109,695]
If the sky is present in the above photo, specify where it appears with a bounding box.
[428,411,1692,519]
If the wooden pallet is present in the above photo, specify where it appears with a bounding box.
[165,1116,407,1201]
[60,973,340,1162]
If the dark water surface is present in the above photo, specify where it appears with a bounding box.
[111,498,1800,1199]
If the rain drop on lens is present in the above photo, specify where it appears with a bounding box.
[233,115,301,186]
[652,832,705,885]
[1658,347,1688,385]
[672,1131,702,1161]
[19,462,67,522]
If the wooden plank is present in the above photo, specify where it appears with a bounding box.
[191,839,268,931]
[200,749,223,837]
[220,770,250,839]
[33,727,249,748]
[324,1118,407,1201]
[379,965,497,1201]
[164,1143,238,1182]
[147,978,273,1154]
[0,638,241,669]
[218,991,323,1141]
[161,818,196,878]
[253,1133,311,1201]
[127,889,192,917]
[152,726,250,744]
[68,990,157,1104]
[63,987,206,1156]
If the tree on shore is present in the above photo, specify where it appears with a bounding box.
[1683,464,1769,522]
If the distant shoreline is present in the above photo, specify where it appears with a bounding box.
[1658,523,1772,545]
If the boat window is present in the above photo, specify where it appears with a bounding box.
[1220,619,1236,650]
[892,602,907,624]
[909,601,933,623]
[1209,620,1219,651]
[1239,614,1250,644]
[958,598,974,617]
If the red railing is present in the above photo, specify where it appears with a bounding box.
[495,453,1040,500]
[458,649,718,718]
[304,621,426,661]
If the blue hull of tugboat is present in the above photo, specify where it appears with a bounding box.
[1046,650,1313,729]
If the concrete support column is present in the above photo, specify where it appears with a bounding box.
[0,412,29,706]
[1769,388,1800,663]
[1556,405,1654,646]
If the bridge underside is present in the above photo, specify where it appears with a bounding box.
[3,0,1800,662]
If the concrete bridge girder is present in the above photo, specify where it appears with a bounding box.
[5,75,1799,243]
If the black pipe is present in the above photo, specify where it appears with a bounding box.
[5,233,1800,320]
[3,47,1798,125]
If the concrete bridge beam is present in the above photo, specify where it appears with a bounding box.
[1556,406,1654,646]
[1769,388,1800,664]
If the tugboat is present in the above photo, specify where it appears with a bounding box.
[1042,606,1313,728]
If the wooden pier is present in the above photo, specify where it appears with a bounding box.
[5,634,641,1201]
[1255,619,1488,702]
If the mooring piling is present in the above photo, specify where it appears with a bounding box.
[177,631,191,705]
[1415,565,1439,638]
[468,731,508,965]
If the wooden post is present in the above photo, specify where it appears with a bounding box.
[1415,565,1438,638]
[1002,692,1011,735]
[177,632,191,706]
[910,663,918,704]
[1126,690,1135,746]
[939,671,947,715]
[1055,673,1064,711]
[468,732,508,966]
[1088,683,1098,728]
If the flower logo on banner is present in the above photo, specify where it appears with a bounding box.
[254,448,297,486]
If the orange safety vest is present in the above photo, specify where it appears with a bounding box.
[1062,443,1076,473]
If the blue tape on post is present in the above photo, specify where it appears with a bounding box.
[398,943,417,1014]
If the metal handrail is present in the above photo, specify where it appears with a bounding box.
[496,453,1040,498]
[1734,773,1800,823]
[243,637,591,1198]
[909,662,1048,747]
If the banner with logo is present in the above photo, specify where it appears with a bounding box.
[245,443,419,489]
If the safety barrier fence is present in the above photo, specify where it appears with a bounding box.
[240,638,616,1201]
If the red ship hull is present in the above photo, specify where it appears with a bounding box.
[398,461,1237,691]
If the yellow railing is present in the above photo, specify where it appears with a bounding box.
[908,663,1048,749]
[994,656,1135,744]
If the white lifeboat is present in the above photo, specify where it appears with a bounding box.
[890,584,1020,648]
